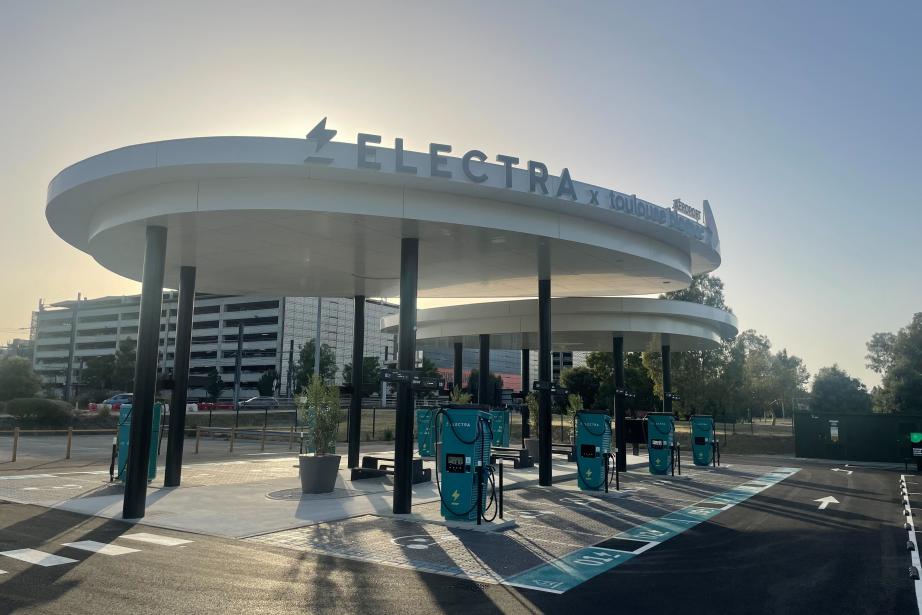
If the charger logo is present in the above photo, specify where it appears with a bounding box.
[585,468,593,480]
[451,422,471,428]
[451,490,461,503]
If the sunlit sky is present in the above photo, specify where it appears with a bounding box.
[1,1,919,387]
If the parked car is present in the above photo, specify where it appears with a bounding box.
[103,393,133,406]
[239,396,280,410]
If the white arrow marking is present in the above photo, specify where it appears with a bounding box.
[815,496,840,510]
[831,468,853,475]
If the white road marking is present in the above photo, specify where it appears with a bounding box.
[21,484,83,491]
[902,475,922,615]
[831,468,853,475]
[120,532,192,546]
[0,549,78,567]
[62,541,140,555]
[814,496,839,510]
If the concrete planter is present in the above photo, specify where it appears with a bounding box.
[524,437,540,461]
[298,454,341,494]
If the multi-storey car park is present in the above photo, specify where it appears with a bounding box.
[30,294,398,401]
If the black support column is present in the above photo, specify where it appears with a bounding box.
[662,343,672,415]
[521,348,530,438]
[393,238,418,514]
[538,278,552,486]
[613,335,626,472]
[478,334,491,406]
[453,342,463,391]
[164,266,196,488]
[122,226,167,519]
[347,295,365,469]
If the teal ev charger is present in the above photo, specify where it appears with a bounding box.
[117,403,161,482]
[575,410,612,491]
[646,412,675,475]
[436,404,494,522]
[490,409,510,448]
[416,408,435,457]
[690,415,715,466]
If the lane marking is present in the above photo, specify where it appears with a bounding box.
[900,474,922,615]
[505,467,800,593]
[0,549,78,567]
[62,541,140,555]
[814,496,839,510]
[120,532,193,546]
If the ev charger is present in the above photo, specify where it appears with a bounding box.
[490,408,510,448]
[416,407,435,457]
[436,404,493,522]
[690,415,715,466]
[646,412,675,475]
[117,403,161,482]
[575,410,612,491]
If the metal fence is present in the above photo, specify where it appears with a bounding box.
[794,411,922,462]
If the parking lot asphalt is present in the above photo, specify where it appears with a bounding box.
[0,456,916,615]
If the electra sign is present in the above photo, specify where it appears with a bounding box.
[303,117,716,245]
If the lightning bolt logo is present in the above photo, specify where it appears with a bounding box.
[451,489,460,503]
[585,468,592,480]
[304,117,337,164]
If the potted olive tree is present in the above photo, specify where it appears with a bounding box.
[450,385,472,404]
[297,376,342,494]
[523,391,540,459]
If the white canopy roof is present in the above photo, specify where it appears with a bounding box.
[47,127,721,298]
[381,297,738,352]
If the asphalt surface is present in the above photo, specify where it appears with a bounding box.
[0,456,916,615]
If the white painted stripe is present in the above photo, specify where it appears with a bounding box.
[0,474,57,481]
[632,541,660,554]
[120,532,192,546]
[0,549,78,567]
[62,541,140,555]
[0,569,6,574]
[900,475,922,615]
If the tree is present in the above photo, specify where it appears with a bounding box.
[343,356,382,396]
[586,350,656,413]
[867,314,922,414]
[560,366,599,409]
[81,354,117,391]
[205,367,224,404]
[256,370,276,396]
[467,369,502,403]
[811,365,871,414]
[418,357,440,379]
[0,357,41,401]
[294,338,337,390]
[866,332,897,375]
[112,338,137,392]
[661,273,730,310]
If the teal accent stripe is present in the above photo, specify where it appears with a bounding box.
[504,547,636,594]
[503,467,799,594]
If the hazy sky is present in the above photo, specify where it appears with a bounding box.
[1,1,919,386]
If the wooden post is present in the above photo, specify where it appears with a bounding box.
[260,426,267,452]
[11,427,19,462]
[229,427,236,453]
[65,427,73,459]
[288,426,294,451]
[194,426,201,454]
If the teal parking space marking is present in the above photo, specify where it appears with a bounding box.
[504,547,637,594]
[507,467,800,594]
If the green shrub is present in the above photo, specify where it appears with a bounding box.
[6,398,75,426]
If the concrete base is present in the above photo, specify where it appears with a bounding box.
[374,510,518,533]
